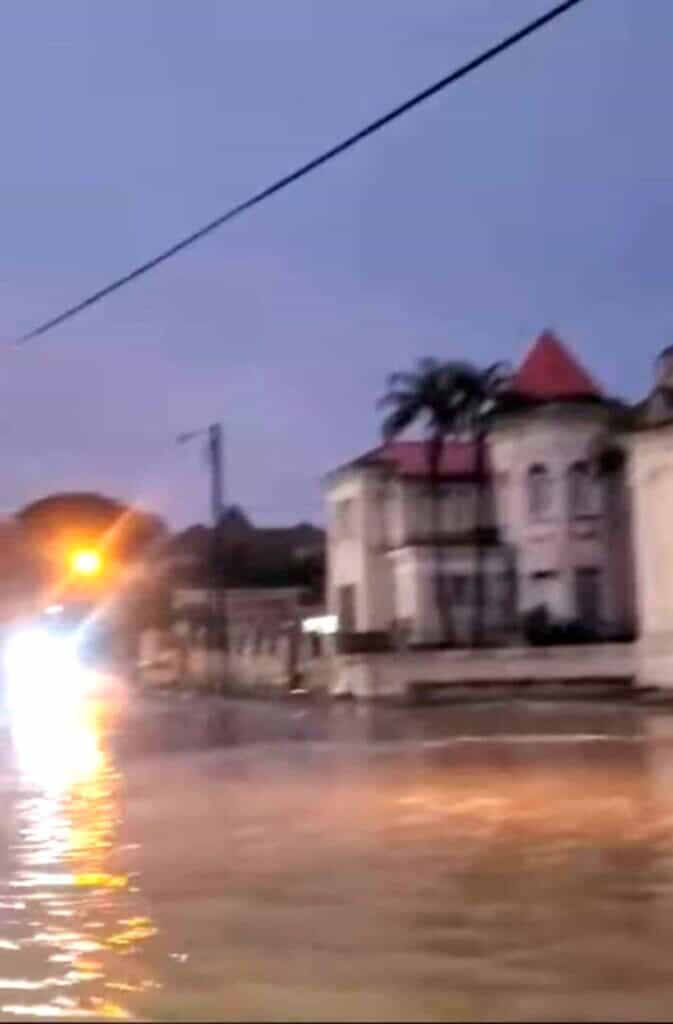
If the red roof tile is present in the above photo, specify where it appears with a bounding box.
[512,330,602,400]
[373,440,479,479]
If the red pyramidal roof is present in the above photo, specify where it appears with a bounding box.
[512,330,602,400]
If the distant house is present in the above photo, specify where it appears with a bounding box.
[164,509,324,593]
[170,585,306,652]
[0,519,44,620]
[325,331,636,645]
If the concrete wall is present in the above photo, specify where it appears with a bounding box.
[629,423,673,686]
[226,647,292,691]
[138,625,337,694]
[139,625,634,700]
[326,469,393,632]
[138,630,228,689]
[333,643,635,699]
[603,464,637,633]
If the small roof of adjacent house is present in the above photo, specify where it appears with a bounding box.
[329,439,479,482]
[511,330,602,401]
[374,440,478,477]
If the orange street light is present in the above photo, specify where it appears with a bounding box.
[70,549,102,577]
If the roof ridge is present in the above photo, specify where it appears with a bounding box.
[512,330,602,400]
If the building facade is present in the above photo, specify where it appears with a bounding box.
[325,332,636,646]
[625,347,673,686]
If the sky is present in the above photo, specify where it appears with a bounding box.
[0,0,670,528]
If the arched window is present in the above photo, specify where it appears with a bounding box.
[567,461,595,517]
[528,464,552,521]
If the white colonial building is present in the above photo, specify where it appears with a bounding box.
[325,332,636,645]
[626,346,673,686]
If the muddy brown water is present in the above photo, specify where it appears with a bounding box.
[0,690,672,1021]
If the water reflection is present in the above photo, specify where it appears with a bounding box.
[2,691,158,1020]
[5,692,673,1021]
[120,699,673,1022]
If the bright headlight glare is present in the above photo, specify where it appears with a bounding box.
[6,627,75,672]
[4,628,87,714]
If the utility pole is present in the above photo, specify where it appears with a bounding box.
[207,423,224,526]
[177,421,225,521]
[178,421,229,685]
[206,423,228,666]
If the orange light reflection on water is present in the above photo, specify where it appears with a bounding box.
[3,694,159,1019]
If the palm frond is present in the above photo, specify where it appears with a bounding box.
[377,388,416,411]
[381,401,422,441]
[416,356,444,376]
[482,360,513,392]
[385,370,420,391]
[379,354,512,445]
[443,359,481,379]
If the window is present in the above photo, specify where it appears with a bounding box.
[453,486,470,530]
[450,574,469,604]
[496,570,517,626]
[309,633,323,658]
[337,584,357,633]
[378,487,394,545]
[440,485,454,532]
[527,464,552,521]
[574,568,601,626]
[530,570,558,610]
[567,461,596,518]
[334,498,355,540]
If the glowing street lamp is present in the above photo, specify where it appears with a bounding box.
[70,549,102,577]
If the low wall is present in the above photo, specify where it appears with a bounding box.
[137,629,334,694]
[333,643,636,699]
[226,649,292,692]
[637,632,673,689]
[138,628,637,700]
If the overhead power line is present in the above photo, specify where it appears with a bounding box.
[17,0,586,345]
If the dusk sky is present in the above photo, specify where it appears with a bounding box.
[0,0,670,528]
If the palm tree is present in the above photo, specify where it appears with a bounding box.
[379,358,510,647]
[379,358,458,643]
[437,362,511,646]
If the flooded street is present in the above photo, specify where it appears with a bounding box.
[1,690,673,1020]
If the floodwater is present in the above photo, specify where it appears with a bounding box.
[1,687,673,1021]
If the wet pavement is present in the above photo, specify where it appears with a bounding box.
[1,684,673,1020]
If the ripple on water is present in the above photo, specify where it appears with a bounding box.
[5,696,673,1020]
[0,697,160,1020]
